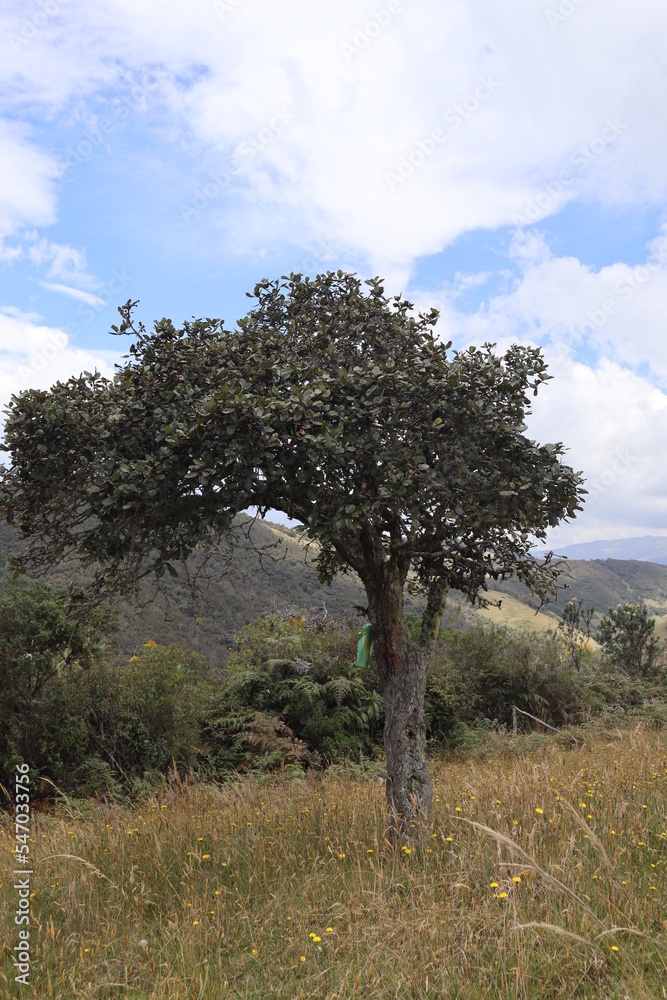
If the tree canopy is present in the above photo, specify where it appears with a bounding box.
[0,272,583,611]
[0,270,585,828]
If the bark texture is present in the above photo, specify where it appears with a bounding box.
[366,561,434,836]
[382,639,433,835]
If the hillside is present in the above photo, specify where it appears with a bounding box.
[0,518,414,667]
[476,593,560,632]
[549,534,667,564]
[3,517,667,664]
[490,557,667,621]
[0,518,372,667]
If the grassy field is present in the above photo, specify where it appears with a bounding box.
[1,725,665,999]
[653,614,667,644]
[477,594,561,635]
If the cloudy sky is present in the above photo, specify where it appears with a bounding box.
[1,0,666,547]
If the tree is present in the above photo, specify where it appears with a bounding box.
[0,272,584,833]
[557,598,595,671]
[597,602,660,677]
[0,576,117,780]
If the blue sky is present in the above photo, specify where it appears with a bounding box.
[1,0,667,546]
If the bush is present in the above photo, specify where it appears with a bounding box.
[201,614,384,771]
[1,629,215,800]
[73,642,214,781]
[3,595,663,805]
[597,602,662,677]
[0,576,118,792]
[424,622,594,746]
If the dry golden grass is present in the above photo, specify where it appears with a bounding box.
[477,594,561,635]
[1,723,665,998]
[653,614,667,644]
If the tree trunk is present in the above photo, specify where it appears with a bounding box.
[367,568,433,837]
[382,639,433,836]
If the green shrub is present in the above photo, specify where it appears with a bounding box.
[66,642,214,787]
[597,602,662,677]
[203,615,383,770]
[0,576,118,791]
[425,622,594,745]
[1,628,215,799]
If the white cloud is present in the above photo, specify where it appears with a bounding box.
[528,352,667,546]
[1,0,666,544]
[0,120,60,237]
[1,1,667,280]
[0,312,120,419]
[424,226,667,382]
[38,282,106,306]
[0,306,42,322]
[28,238,96,284]
[410,232,667,545]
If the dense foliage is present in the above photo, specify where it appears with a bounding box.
[0,577,118,789]
[598,602,660,677]
[1,275,582,606]
[2,578,664,804]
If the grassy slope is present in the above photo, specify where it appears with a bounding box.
[654,614,667,643]
[2,724,664,998]
[2,518,667,663]
[491,558,667,620]
[0,519,369,668]
[477,593,560,633]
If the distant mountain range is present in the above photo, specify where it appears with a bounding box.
[549,536,667,565]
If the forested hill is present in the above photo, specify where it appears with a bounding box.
[491,558,667,621]
[1,516,667,665]
[0,518,371,668]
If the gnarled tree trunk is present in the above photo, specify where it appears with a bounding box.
[367,566,433,837]
[382,638,433,835]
